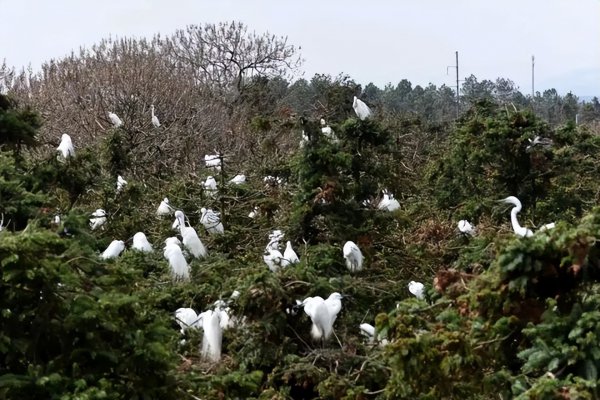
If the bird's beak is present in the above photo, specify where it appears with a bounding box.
[125,236,134,244]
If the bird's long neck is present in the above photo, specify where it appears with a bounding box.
[151,106,155,117]
[510,207,523,233]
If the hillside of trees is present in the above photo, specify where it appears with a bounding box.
[2,21,600,399]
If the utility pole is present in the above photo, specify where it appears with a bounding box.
[531,55,535,98]
[447,51,460,119]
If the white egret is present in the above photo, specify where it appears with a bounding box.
[205,154,222,171]
[320,119,338,142]
[57,133,75,159]
[150,104,160,127]
[108,112,123,128]
[164,236,182,248]
[89,209,107,231]
[343,241,364,273]
[173,210,207,259]
[53,214,61,225]
[458,220,475,236]
[248,206,259,219]
[281,241,300,267]
[116,175,127,192]
[264,175,284,187]
[132,232,153,252]
[302,292,344,341]
[101,240,125,260]
[156,197,173,216]
[408,281,425,300]
[163,237,190,281]
[353,96,372,120]
[198,310,223,362]
[299,130,310,148]
[175,308,200,334]
[264,244,284,272]
[229,174,246,185]
[204,176,218,197]
[499,196,534,237]
[526,136,553,152]
[378,191,400,211]
[200,207,224,234]
[359,323,389,346]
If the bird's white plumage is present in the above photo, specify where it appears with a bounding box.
[89,209,107,230]
[198,310,223,362]
[204,176,218,197]
[57,133,75,158]
[156,197,173,216]
[132,232,153,252]
[116,175,127,192]
[281,241,300,267]
[500,196,533,237]
[173,210,207,258]
[302,292,343,340]
[204,154,222,171]
[229,174,246,185]
[248,206,259,219]
[359,323,389,346]
[408,281,425,300]
[353,96,372,120]
[378,192,400,211]
[101,240,125,260]
[299,130,310,148]
[150,104,160,128]
[458,219,475,235]
[163,237,190,281]
[200,207,224,234]
[108,112,123,128]
[175,308,200,334]
[343,241,364,272]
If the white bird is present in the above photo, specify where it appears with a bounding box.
[108,112,123,128]
[205,154,222,171]
[53,214,61,225]
[302,292,344,341]
[163,237,190,281]
[116,175,127,192]
[200,207,224,234]
[89,209,107,231]
[198,310,223,362]
[264,245,284,272]
[408,281,425,300]
[343,241,364,273]
[173,210,207,259]
[175,308,200,335]
[353,96,372,120]
[248,206,259,219]
[378,191,400,212]
[264,175,284,187]
[281,241,300,267]
[156,197,173,216]
[458,220,475,236]
[359,323,389,346]
[101,240,125,260]
[526,135,553,151]
[204,176,218,197]
[299,130,310,148]
[150,104,160,128]
[499,196,534,238]
[320,119,338,142]
[132,232,153,253]
[229,174,246,185]
[56,133,75,159]
[164,236,182,248]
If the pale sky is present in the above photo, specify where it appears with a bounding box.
[1,0,599,97]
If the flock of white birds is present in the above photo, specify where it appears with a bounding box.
[52,97,553,362]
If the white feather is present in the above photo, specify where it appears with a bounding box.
[132,232,153,252]
[101,240,125,260]
[343,241,363,272]
[57,133,75,158]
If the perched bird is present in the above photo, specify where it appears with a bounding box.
[132,232,153,253]
[101,240,125,260]
[56,133,75,159]
[116,175,127,192]
[156,197,173,216]
[204,176,218,197]
[320,119,338,142]
[150,104,160,128]
[458,220,475,236]
[89,209,107,231]
[198,310,223,362]
[163,237,190,281]
[302,292,344,341]
[200,207,224,234]
[343,241,364,273]
[264,175,284,187]
[499,196,534,238]
[248,206,259,219]
[173,210,207,259]
[175,308,200,335]
[359,323,389,346]
[526,135,553,152]
[281,241,300,267]
[408,281,425,300]
[229,174,246,185]
[353,96,372,120]
[108,112,123,128]
[299,130,310,148]
[205,154,222,171]
[264,241,284,272]
[378,191,400,212]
